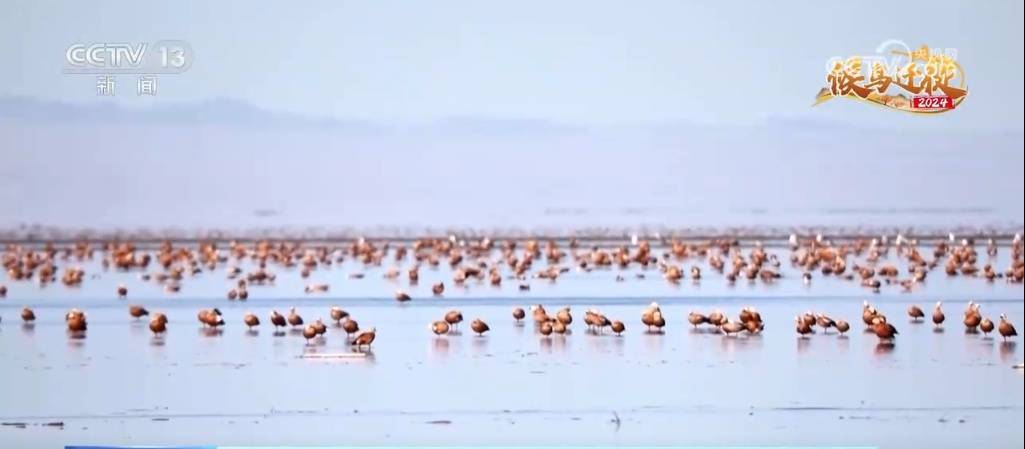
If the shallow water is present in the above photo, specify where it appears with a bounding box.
[1,247,1023,448]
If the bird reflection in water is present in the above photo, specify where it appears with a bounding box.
[835,334,850,353]
[1000,341,1017,362]
[199,327,224,337]
[874,341,896,356]
[796,336,812,354]
[552,335,568,353]
[644,331,664,354]
[431,337,451,358]
[539,337,553,353]
[472,335,489,354]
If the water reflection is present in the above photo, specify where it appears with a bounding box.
[472,336,489,354]
[128,321,147,337]
[643,332,664,354]
[611,334,625,356]
[199,328,224,337]
[21,322,35,335]
[836,334,850,353]
[552,335,568,353]
[539,337,553,353]
[796,336,811,354]
[1000,341,1017,362]
[431,337,450,359]
[874,342,896,356]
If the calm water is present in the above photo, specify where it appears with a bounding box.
[2,123,1023,230]
[1,245,1023,448]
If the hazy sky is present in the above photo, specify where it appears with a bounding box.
[1,0,1023,130]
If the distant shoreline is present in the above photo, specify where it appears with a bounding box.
[2,224,1021,247]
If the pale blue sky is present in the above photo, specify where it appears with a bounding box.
[1,0,1022,130]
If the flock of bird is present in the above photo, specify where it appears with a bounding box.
[1,233,1022,299]
[1,233,1022,351]
[6,297,1019,353]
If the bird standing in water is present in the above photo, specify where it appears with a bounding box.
[999,314,1018,341]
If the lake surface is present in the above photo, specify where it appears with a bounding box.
[2,123,1023,231]
[1,244,1023,448]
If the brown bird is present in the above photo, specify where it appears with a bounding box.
[330,307,349,323]
[432,282,445,296]
[197,308,224,327]
[581,308,610,332]
[610,320,625,335]
[243,312,260,329]
[980,317,995,335]
[312,319,327,335]
[21,307,36,322]
[835,319,850,335]
[395,290,411,302]
[907,305,925,321]
[816,313,836,332]
[872,317,898,341]
[149,313,168,335]
[999,314,1017,341]
[287,307,304,327]
[342,318,360,337]
[707,310,728,327]
[743,319,765,334]
[739,307,761,324]
[444,310,463,328]
[512,307,526,322]
[129,305,149,319]
[431,320,450,335]
[471,319,490,336]
[351,327,376,349]
[641,303,666,331]
[227,289,238,300]
[964,304,982,330]
[117,283,128,298]
[640,310,665,332]
[302,325,318,343]
[553,319,569,334]
[795,316,814,337]
[556,307,573,325]
[862,301,879,327]
[66,310,87,332]
[721,319,744,336]
[532,305,550,324]
[687,311,708,328]
[270,310,287,328]
[932,301,945,327]
[539,321,554,337]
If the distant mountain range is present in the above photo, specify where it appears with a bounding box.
[0,96,587,136]
[2,96,1022,139]
[0,96,387,131]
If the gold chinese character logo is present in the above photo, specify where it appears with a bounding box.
[814,42,967,113]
